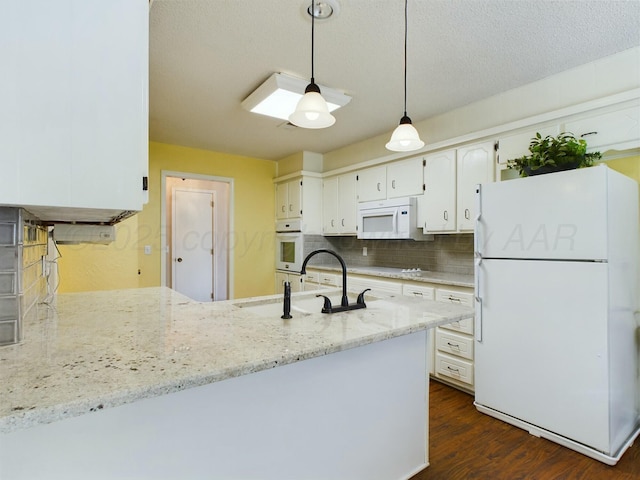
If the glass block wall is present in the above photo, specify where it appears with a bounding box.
[0,207,48,346]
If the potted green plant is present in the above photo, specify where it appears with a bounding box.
[508,132,601,177]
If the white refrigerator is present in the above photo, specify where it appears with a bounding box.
[474,165,640,465]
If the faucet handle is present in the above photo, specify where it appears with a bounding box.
[316,294,333,314]
[356,289,371,306]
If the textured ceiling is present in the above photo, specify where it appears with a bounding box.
[149,0,640,161]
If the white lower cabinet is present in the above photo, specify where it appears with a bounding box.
[275,272,303,294]
[433,288,475,392]
[309,269,475,391]
[348,275,403,297]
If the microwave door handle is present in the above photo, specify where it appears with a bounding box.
[393,209,399,233]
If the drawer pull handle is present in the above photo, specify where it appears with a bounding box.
[447,296,461,303]
[446,342,460,349]
[580,131,598,137]
[446,366,460,373]
[412,292,423,297]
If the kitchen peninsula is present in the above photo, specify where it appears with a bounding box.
[0,286,473,480]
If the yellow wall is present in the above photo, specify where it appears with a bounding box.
[607,156,640,182]
[58,142,277,299]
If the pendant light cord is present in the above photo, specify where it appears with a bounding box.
[311,0,315,84]
[403,0,408,117]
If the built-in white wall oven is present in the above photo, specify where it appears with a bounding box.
[275,220,303,272]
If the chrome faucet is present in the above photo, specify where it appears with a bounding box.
[300,249,370,314]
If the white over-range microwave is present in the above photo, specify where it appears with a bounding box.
[275,220,303,272]
[357,197,423,240]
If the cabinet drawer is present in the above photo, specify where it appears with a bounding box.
[401,284,435,300]
[439,316,474,335]
[303,271,320,283]
[435,289,473,307]
[435,352,474,386]
[435,328,474,360]
[349,276,402,297]
[319,273,339,286]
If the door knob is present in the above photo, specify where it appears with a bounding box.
[177,257,183,262]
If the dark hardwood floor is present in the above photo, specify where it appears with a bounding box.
[411,381,640,480]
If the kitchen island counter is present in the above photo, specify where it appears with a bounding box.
[0,286,473,480]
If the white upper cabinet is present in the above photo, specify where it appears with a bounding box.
[275,176,322,233]
[323,173,357,235]
[357,157,424,203]
[496,126,560,166]
[386,157,425,199]
[276,179,301,220]
[421,149,457,232]
[456,141,495,232]
[356,166,387,202]
[0,0,149,224]
[563,106,640,152]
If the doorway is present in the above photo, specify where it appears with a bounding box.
[162,172,233,301]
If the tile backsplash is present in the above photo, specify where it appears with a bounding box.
[304,234,474,275]
[0,207,48,346]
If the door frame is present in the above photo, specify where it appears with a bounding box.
[161,170,235,299]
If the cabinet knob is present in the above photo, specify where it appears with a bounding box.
[176,257,183,263]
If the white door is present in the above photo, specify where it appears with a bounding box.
[475,259,613,452]
[422,149,456,232]
[172,188,214,302]
[457,141,494,231]
[476,166,609,261]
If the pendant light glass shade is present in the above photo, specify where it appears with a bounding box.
[288,0,335,129]
[386,0,424,152]
[386,115,424,151]
[289,82,336,128]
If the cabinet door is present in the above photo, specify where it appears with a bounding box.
[0,0,148,216]
[322,177,339,234]
[457,141,495,231]
[275,183,289,220]
[387,157,424,198]
[564,105,640,152]
[496,126,559,165]
[422,150,456,232]
[275,272,288,293]
[338,173,357,234]
[287,179,302,219]
[356,166,386,202]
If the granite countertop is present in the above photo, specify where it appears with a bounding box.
[0,287,474,434]
[308,265,475,288]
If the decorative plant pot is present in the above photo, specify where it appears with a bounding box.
[522,160,582,177]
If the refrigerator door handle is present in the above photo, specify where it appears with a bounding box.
[474,257,482,342]
[474,184,482,256]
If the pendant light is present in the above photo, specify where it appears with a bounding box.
[386,0,424,152]
[289,0,336,129]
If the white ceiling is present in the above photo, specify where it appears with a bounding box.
[149,0,640,161]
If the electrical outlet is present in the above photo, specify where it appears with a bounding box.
[362,247,367,256]
[144,245,152,255]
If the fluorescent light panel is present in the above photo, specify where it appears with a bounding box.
[241,73,351,121]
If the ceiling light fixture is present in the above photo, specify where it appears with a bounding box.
[289,0,336,129]
[386,0,424,152]
[241,72,350,122]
